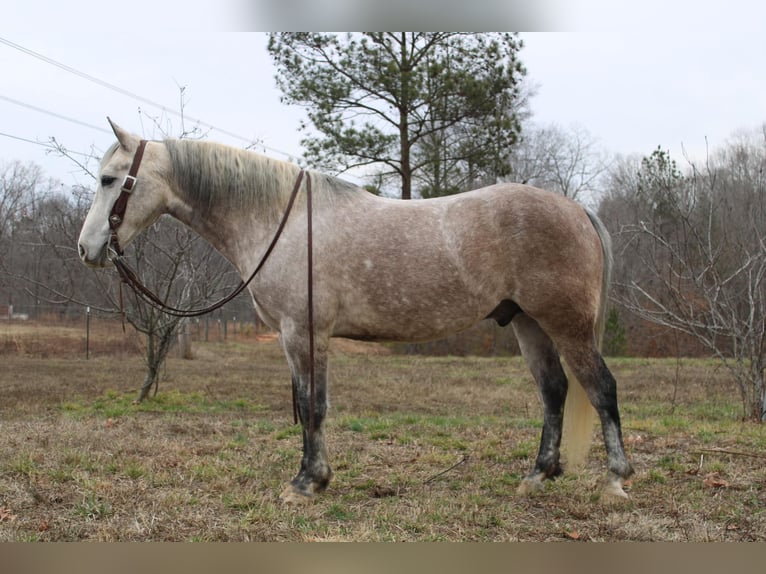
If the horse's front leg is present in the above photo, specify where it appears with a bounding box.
[279,332,332,504]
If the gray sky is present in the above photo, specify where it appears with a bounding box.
[1,1,764,190]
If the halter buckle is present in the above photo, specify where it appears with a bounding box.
[121,174,137,193]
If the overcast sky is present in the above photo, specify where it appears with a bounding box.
[1,1,764,190]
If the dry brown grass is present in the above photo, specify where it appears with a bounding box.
[0,321,764,541]
[0,318,143,358]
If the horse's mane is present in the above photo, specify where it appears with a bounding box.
[163,139,359,218]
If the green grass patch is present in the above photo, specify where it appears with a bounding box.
[4,453,40,477]
[510,439,536,460]
[494,376,524,386]
[326,503,355,522]
[657,454,683,473]
[644,468,668,485]
[123,459,147,480]
[74,495,112,521]
[223,493,260,512]
[274,425,302,440]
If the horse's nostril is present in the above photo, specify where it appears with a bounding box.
[78,244,86,260]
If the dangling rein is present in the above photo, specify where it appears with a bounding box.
[107,140,316,435]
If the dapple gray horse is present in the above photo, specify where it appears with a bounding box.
[78,121,633,503]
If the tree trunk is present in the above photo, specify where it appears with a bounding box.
[400,136,412,200]
[177,318,193,359]
[754,359,766,422]
[136,329,157,403]
[136,364,159,403]
[135,320,177,402]
[399,32,412,200]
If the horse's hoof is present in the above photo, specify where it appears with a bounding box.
[517,473,545,496]
[279,484,315,505]
[601,479,630,505]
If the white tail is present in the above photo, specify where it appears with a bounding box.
[560,209,612,469]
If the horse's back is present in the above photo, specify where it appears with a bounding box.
[439,182,604,290]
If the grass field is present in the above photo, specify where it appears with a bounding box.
[0,320,764,541]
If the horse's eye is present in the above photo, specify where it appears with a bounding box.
[101,176,117,187]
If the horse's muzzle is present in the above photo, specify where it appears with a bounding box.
[78,242,113,268]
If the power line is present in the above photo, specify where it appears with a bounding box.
[0,36,212,134]
[0,94,111,134]
[0,36,300,160]
[0,130,94,158]
[0,131,49,147]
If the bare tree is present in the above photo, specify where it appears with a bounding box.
[0,162,42,241]
[0,162,78,316]
[508,122,609,204]
[605,133,766,421]
[115,219,241,401]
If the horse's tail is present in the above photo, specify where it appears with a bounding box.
[561,208,612,469]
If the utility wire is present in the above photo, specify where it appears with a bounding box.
[0,94,111,134]
[0,36,300,160]
[0,36,239,140]
[0,131,47,147]
[0,130,93,158]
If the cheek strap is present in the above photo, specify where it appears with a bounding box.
[108,139,148,257]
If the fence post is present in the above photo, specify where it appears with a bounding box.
[86,306,91,360]
[177,318,193,359]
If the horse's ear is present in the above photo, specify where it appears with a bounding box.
[107,117,139,150]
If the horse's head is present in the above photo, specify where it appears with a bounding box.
[78,120,171,268]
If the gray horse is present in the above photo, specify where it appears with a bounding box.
[78,121,633,503]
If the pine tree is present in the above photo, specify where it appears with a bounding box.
[268,33,526,199]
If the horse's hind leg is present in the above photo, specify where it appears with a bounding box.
[278,329,333,504]
[558,339,634,500]
[512,313,569,494]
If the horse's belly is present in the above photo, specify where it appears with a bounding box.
[331,293,488,343]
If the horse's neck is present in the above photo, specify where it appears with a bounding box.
[167,188,283,278]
